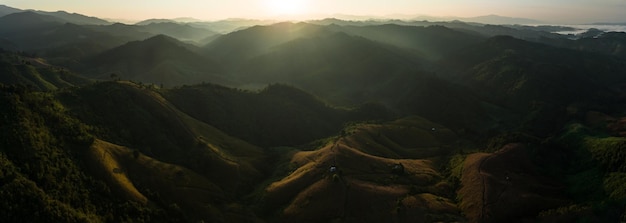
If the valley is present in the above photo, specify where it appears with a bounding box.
[2,4,626,222]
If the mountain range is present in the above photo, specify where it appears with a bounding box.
[2,4,626,223]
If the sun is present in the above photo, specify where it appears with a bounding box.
[266,0,307,16]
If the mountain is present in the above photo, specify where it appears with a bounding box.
[0,50,91,90]
[189,19,277,33]
[541,31,626,58]
[0,5,110,25]
[136,18,204,26]
[329,24,485,60]
[0,4,22,17]
[172,17,203,23]
[139,22,218,42]
[312,18,568,42]
[258,116,467,222]
[307,18,374,26]
[0,12,133,59]
[82,35,226,86]
[4,7,626,222]
[34,10,111,25]
[463,14,543,25]
[202,22,333,67]
[85,22,219,44]
[36,24,139,62]
[440,35,626,105]
[0,11,64,33]
[437,36,626,137]
[135,18,177,26]
[163,83,391,147]
[0,22,137,65]
[0,80,271,222]
[235,32,425,105]
[84,22,154,40]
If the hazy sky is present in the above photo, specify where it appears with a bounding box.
[3,0,626,23]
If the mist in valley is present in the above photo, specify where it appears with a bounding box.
[1,2,626,222]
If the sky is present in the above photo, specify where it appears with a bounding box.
[2,0,626,24]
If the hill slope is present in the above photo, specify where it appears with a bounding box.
[0,5,22,17]
[0,51,91,90]
[438,36,626,135]
[202,22,334,67]
[34,10,111,25]
[139,22,218,42]
[234,32,425,105]
[82,35,226,86]
[163,83,392,147]
[330,24,484,60]
[259,116,465,222]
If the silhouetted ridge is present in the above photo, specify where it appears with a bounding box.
[82,34,225,86]
[139,22,217,42]
[34,10,111,25]
[0,5,22,17]
[235,31,424,105]
[203,22,332,66]
[329,24,484,59]
[0,11,63,32]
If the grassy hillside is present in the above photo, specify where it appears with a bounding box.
[257,116,465,222]
[0,82,271,222]
[0,85,168,222]
[58,81,266,192]
[4,15,626,222]
[0,50,92,90]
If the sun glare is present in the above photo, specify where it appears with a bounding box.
[266,0,307,16]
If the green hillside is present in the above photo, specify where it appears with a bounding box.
[164,83,392,147]
[81,35,227,86]
[139,22,218,43]
[235,32,424,105]
[0,85,164,222]
[202,22,333,67]
[330,24,484,60]
[437,36,626,136]
[0,11,64,33]
[4,9,626,222]
[34,10,111,25]
[0,50,91,90]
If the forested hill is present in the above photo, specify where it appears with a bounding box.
[3,6,626,222]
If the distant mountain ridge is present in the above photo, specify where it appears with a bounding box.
[0,11,65,32]
[0,5,21,17]
[0,5,111,25]
[462,14,543,24]
[81,34,226,86]
[33,10,111,25]
[3,4,626,222]
[138,22,218,42]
